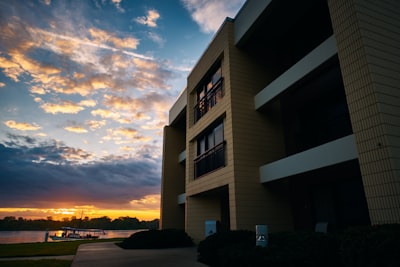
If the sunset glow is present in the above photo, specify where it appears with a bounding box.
[0,195,160,221]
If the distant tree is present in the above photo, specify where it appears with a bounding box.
[0,216,160,230]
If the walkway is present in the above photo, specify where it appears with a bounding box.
[71,241,207,267]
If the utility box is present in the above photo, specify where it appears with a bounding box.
[256,225,268,247]
[205,220,217,237]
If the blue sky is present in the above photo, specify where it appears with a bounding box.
[0,0,245,220]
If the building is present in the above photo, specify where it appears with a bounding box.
[161,0,400,243]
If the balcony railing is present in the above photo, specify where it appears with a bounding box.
[194,78,224,123]
[194,141,225,179]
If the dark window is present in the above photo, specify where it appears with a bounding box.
[194,66,223,122]
[281,61,353,155]
[194,122,225,178]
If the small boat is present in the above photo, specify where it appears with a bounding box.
[49,227,106,241]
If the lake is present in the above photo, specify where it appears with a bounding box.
[0,229,144,244]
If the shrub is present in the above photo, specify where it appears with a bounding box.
[198,230,341,267]
[197,225,400,267]
[340,224,400,267]
[197,230,255,266]
[118,229,194,249]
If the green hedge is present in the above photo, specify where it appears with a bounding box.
[340,224,400,267]
[197,224,400,267]
[118,229,194,249]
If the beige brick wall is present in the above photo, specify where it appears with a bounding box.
[328,0,400,224]
[185,20,236,240]
[186,194,222,243]
[160,126,186,229]
[185,18,294,237]
[228,25,293,232]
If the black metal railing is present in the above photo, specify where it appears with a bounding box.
[194,141,225,179]
[194,78,224,123]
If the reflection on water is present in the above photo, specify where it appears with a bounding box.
[0,230,144,244]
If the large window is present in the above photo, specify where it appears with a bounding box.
[194,122,225,178]
[194,66,223,122]
[281,62,353,156]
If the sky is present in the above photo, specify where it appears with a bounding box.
[0,0,246,221]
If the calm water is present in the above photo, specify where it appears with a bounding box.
[0,229,144,244]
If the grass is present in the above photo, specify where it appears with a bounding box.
[0,238,124,258]
[0,238,124,267]
[0,259,72,267]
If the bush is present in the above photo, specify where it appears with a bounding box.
[197,225,400,267]
[340,224,400,267]
[198,230,340,267]
[118,229,194,249]
[197,230,255,266]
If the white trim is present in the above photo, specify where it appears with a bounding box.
[260,135,359,183]
[178,150,186,163]
[254,35,337,110]
[177,193,186,205]
[169,88,187,125]
[234,0,273,46]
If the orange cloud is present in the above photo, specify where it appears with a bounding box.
[79,99,97,107]
[4,120,41,131]
[135,9,160,28]
[91,109,121,119]
[61,147,93,162]
[29,85,46,94]
[0,56,25,82]
[40,101,85,114]
[86,120,106,130]
[0,82,5,87]
[113,128,138,138]
[10,50,61,76]
[73,72,85,79]
[103,94,136,110]
[64,126,88,133]
[89,28,139,49]
[129,194,160,210]
[120,146,133,152]
[133,58,158,70]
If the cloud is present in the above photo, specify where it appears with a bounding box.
[91,109,121,120]
[111,0,125,13]
[181,0,245,33]
[0,136,161,209]
[79,99,97,107]
[40,100,85,114]
[86,120,106,130]
[135,9,160,28]
[89,28,139,49]
[129,194,160,210]
[0,82,5,87]
[4,120,41,131]
[113,127,138,138]
[64,126,88,133]
[29,86,46,95]
[147,32,165,47]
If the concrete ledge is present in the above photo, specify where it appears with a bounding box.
[260,135,358,183]
[254,35,337,110]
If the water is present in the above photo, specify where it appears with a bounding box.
[0,230,144,244]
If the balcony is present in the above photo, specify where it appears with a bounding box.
[194,141,225,178]
[194,78,224,123]
[259,135,358,183]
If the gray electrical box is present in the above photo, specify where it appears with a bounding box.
[205,220,217,237]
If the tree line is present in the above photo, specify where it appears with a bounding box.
[0,216,159,230]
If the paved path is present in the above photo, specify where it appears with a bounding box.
[71,242,208,267]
